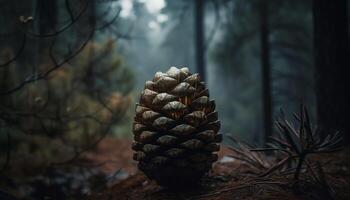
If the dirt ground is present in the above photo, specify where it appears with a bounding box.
[86,139,350,200]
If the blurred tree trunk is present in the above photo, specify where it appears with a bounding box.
[194,0,206,81]
[37,0,57,35]
[86,0,97,95]
[36,0,57,66]
[260,0,273,143]
[313,0,350,143]
[37,0,57,55]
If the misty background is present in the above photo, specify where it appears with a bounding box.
[115,0,316,144]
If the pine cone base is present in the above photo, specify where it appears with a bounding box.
[139,163,204,186]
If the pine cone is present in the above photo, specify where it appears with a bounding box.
[132,67,221,186]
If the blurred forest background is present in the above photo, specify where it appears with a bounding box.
[0,0,349,199]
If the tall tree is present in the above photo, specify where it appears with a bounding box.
[313,0,350,143]
[260,0,273,142]
[37,0,57,34]
[86,0,97,94]
[34,0,58,76]
[194,0,206,81]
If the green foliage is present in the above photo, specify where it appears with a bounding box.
[0,39,134,196]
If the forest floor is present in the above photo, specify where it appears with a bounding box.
[86,138,350,200]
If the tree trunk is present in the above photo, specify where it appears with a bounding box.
[37,0,57,35]
[35,0,57,72]
[86,0,97,95]
[260,0,273,143]
[194,0,206,81]
[313,0,350,143]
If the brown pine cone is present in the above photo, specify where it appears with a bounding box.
[132,66,221,186]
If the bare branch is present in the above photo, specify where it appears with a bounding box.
[25,1,89,38]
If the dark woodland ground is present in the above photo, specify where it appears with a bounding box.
[86,139,350,200]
